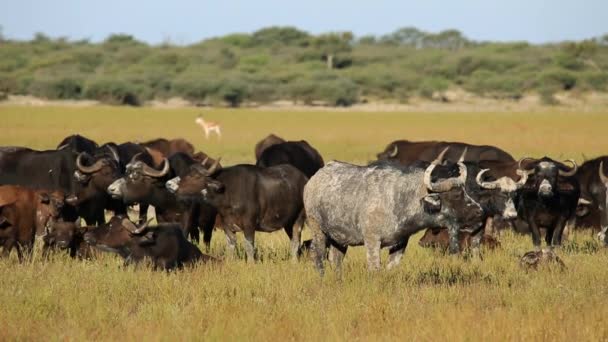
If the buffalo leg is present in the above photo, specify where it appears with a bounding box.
[447,224,461,254]
[328,242,347,274]
[139,204,149,223]
[308,217,327,276]
[469,226,485,259]
[224,228,237,258]
[551,215,569,248]
[527,215,542,251]
[387,237,409,270]
[364,236,381,271]
[243,228,256,262]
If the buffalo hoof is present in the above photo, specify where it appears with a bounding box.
[520,249,566,271]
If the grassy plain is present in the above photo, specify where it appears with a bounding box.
[1,105,608,340]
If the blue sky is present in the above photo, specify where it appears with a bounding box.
[1,0,607,44]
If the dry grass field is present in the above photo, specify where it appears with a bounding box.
[1,105,608,340]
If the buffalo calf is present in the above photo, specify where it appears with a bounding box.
[84,216,215,270]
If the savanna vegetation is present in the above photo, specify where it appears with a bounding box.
[1,107,608,340]
[1,26,608,107]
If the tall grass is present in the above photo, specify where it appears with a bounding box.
[1,106,608,340]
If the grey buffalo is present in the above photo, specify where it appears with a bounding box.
[304,149,485,274]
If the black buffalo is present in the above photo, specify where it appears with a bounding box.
[167,161,307,261]
[256,140,324,178]
[518,157,580,249]
[254,134,285,161]
[574,157,608,241]
[57,134,99,153]
[108,153,217,248]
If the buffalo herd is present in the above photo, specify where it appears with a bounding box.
[1,133,607,273]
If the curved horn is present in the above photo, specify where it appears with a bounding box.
[458,147,468,163]
[201,157,209,167]
[388,145,398,158]
[599,161,608,185]
[424,148,467,193]
[76,152,105,174]
[107,145,120,162]
[514,168,532,189]
[142,158,170,178]
[121,218,151,235]
[204,158,222,176]
[518,157,536,171]
[433,147,450,165]
[127,153,143,169]
[476,169,500,190]
[559,159,578,177]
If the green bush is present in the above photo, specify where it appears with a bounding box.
[419,77,450,99]
[581,71,608,91]
[537,68,577,91]
[464,70,525,99]
[218,79,248,107]
[28,77,83,99]
[317,78,359,106]
[84,79,141,106]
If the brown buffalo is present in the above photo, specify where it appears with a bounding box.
[141,138,195,157]
[377,140,515,165]
[43,219,93,259]
[84,216,216,270]
[0,185,65,259]
[254,134,285,161]
[418,228,501,251]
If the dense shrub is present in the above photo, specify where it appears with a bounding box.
[218,79,249,107]
[464,70,525,99]
[537,69,577,91]
[316,78,359,106]
[28,77,84,99]
[1,27,607,106]
[581,71,608,91]
[84,79,141,106]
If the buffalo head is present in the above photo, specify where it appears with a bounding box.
[107,154,170,203]
[166,158,222,202]
[519,157,577,199]
[422,147,485,230]
[69,151,120,205]
[35,190,65,236]
[84,216,152,255]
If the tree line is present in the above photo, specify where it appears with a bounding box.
[1,26,607,106]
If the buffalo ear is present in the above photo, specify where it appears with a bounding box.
[39,193,50,204]
[207,181,225,194]
[557,180,576,194]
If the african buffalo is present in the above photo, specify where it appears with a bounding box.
[418,228,500,251]
[167,161,307,261]
[57,134,99,153]
[377,139,515,165]
[574,157,608,242]
[0,185,64,260]
[141,138,195,157]
[256,140,324,178]
[83,216,214,270]
[43,219,93,259]
[518,157,580,250]
[304,149,485,274]
[108,153,217,247]
[254,134,285,161]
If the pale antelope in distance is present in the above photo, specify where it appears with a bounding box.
[195,115,222,139]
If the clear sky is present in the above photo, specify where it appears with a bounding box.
[1,0,607,44]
